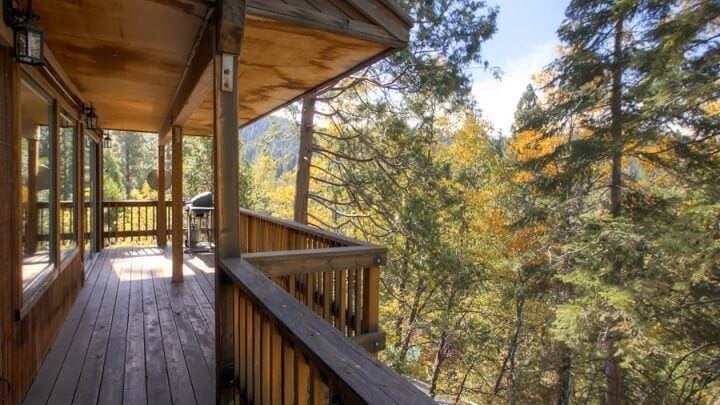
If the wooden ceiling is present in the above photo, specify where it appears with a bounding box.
[27,0,410,136]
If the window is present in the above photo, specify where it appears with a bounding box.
[20,78,54,291]
[59,113,78,253]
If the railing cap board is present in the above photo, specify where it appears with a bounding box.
[220,258,433,404]
[239,207,377,248]
[102,200,167,207]
[243,245,387,277]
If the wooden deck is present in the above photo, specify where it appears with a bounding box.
[23,247,217,405]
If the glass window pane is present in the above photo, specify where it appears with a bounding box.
[20,79,53,290]
[59,113,77,252]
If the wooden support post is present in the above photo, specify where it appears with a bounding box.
[24,137,38,254]
[157,139,167,247]
[214,52,241,404]
[214,1,245,402]
[362,265,380,334]
[171,126,183,282]
[95,139,103,251]
[294,94,315,224]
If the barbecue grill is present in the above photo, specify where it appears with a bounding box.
[184,191,214,253]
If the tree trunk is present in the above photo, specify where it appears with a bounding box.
[124,142,132,198]
[395,281,424,368]
[494,295,524,400]
[429,330,449,398]
[455,368,471,404]
[605,15,625,405]
[294,94,316,224]
[556,346,572,405]
[609,18,624,218]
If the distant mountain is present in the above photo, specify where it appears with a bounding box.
[241,115,299,175]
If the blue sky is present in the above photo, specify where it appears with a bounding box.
[471,0,568,136]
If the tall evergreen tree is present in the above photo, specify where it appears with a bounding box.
[515,0,720,402]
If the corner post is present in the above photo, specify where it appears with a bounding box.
[214,1,246,402]
[157,137,167,247]
[171,126,183,282]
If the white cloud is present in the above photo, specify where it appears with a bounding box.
[471,41,557,136]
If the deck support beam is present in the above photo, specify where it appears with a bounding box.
[157,139,167,247]
[159,8,215,145]
[171,126,183,282]
[214,1,245,402]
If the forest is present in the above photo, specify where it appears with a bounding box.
[102,0,719,403]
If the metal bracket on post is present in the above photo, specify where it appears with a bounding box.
[221,54,234,93]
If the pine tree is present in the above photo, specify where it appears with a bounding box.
[516,0,720,402]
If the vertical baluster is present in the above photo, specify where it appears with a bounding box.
[282,340,294,405]
[336,269,346,334]
[261,318,271,404]
[354,269,362,335]
[295,353,309,405]
[347,269,355,336]
[323,267,332,323]
[310,365,324,405]
[144,204,148,243]
[271,327,282,404]
[245,300,254,402]
[253,307,261,405]
[238,291,246,397]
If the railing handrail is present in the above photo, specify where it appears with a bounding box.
[244,245,387,278]
[102,200,170,207]
[220,257,432,404]
[239,207,375,248]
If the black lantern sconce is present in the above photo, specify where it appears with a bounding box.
[84,103,98,130]
[3,0,45,66]
[103,131,112,149]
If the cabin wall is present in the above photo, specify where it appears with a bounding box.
[0,46,84,404]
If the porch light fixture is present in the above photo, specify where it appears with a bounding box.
[4,0,45,66]
[103,131,112,149]
[84,103,98,130]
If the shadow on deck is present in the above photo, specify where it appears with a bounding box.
[23,246,217,405]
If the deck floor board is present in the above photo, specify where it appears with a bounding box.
[23,247,216,405]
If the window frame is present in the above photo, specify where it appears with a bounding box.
[58,110,79,257]
[16,66,83,320]
[18,75,56,305]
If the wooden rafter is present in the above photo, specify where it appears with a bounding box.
[246,0,406,47]
[345,0,409,42]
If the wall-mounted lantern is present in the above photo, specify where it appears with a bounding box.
[103,131,112,149]
[84,103,98,130]
[3,0,45,66]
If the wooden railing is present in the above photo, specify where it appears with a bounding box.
[36,200,174,245]
[239,208,385,352]
[220,258,431,404]
[216,210,434,403]
[35,201,74,242]
[102,200,173,244]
